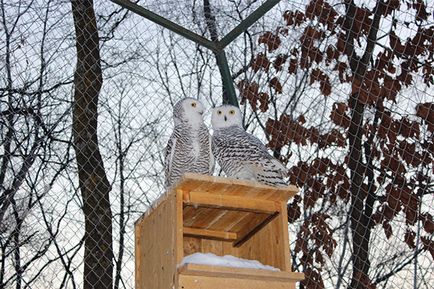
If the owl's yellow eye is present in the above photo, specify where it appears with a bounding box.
[217,110,222,115]
[191,102,197,107]
[229,110,235,115]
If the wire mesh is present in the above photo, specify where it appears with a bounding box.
[0,0,433,288]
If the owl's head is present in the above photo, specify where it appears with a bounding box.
[173,98,205,125]
[211,105,243,129]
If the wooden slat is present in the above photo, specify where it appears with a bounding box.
[201,239,224,256]
[178,275,296,289]
[176,173,298,201]
[228,212,266,233]
[279,201,291,271]
[234,211,279,247]
[209,210,250,231]
[178,263,305,282]
[185,191,280,214]
[183,206,223,228]
[176,190,184,264]
[184,227,238,241]
[183,236,201,256]
[135,191,177,289]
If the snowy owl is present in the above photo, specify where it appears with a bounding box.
[165,98,214,187]
[211,105,287,187]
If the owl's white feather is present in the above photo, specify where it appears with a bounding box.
[164,98,214,187]
[211,105,287,187]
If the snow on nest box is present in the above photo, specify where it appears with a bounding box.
[180,253,280,272]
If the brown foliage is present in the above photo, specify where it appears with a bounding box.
[301,268,325,289]
[258,31,281,52]
[269,77,283,94]
[288,58,298,74]
[421,237,434,259]
[330,102,350,128]
[410,0,429,21]
[419,213,434,234]
[241,1,434,285]
[404,230,416,248]
[310,69,331,96]
[416,102,434,132]
[382,221,393,239]
[237,80,269,112]
[305,0,337,29]
[283,10,305,26]
[287,195,301,223]
[250,53,270,72]
[273,54,288,71]
[380,0,400,16]
[295,213,337,288]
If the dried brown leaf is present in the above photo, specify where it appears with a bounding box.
[273,54,288,71]
[258,31,281,52]
[269,77,283,94]
[404,230,416,248]
[383,222,393,239]
[250,53,270,72]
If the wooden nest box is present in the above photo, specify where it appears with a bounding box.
[135,173,304,289]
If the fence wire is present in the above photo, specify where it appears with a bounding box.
[0,0,433,288]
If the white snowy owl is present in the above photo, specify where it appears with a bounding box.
[211,105,287,187]
[165,98,214,187]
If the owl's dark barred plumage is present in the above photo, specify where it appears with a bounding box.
[164,98,214,187]
[211,105,287,187]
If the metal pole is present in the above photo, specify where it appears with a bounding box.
[215,50,238,106]
[218,0,281,50]
[110,0,218,52]
[110,0,282,108]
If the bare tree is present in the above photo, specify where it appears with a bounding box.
[0,0,77,287]
[71,0,113,288]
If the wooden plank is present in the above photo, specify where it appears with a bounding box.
[229,212,267,234]
[185,191,280,214]
[209,210,249,231]
[184,227,238,241]
[201,239,224,256]
[222,240,239,256]
[236,213,283,270]
[134,219,143,289]
[234,212,279,247]
[176,173,299,201]
[176,190,184,264]
[183,206,222,228]
[178,263,304,282]
[183,236,201,256]
[135,190,177,289]
[178,274,297,289]
[279,201,291,271]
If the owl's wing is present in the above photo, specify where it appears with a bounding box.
[208,134,215,174]
[245,132,271,155]
[164,134,177,187]
[243,132,288,176]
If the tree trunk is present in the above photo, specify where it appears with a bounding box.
[70,1,113,288]
[344,1,383,287]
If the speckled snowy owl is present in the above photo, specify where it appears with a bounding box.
[165,98,214,187]
[211,105,288,187]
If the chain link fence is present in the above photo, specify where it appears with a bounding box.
[1,0,433,288]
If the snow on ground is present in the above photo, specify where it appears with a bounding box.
[180,252,280,271]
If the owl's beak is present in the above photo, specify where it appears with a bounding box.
[224,116,227,121]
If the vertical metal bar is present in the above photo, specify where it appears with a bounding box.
[218,0,281,49]
[215,51,238,107]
